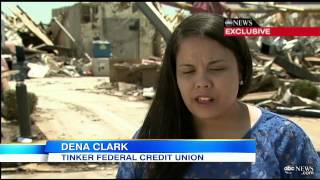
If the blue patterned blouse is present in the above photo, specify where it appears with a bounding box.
[116,108,320,179]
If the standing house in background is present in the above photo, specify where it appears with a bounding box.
[51,2,161,59]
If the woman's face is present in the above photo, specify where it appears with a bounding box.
[176,36,241,120]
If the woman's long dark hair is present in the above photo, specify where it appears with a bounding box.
[137,13,253,178]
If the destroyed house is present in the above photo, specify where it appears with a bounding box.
[51,2,161,59]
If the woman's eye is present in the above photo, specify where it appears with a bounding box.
[209,68,225,71]
[182,70,195,74]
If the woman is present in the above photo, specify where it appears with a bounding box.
[116,13,320,179]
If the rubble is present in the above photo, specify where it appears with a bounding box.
[10,6,54,47]
[210,3,320,117]
[223,6,319,116]
[1,4,320,178]
[1,12,24,46]
[27,62,50,78]
[1,3,319,118]
[281,88,320,109]
[84,3,320,117]
[92,81,145,101]
[247,50,320,116]
[142,87,156,99]
[110,58,161,88]
[241,91,276,103]
[25,53,84,78]
[91,58,110,76]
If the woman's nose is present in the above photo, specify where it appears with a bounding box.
[195,75,213,89]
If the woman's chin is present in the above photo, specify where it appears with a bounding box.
[192,110,221,120]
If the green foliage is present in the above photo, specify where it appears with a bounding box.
[2,89,38,120]
[291,80,319,100]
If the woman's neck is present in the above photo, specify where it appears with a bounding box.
[193,101,251,139]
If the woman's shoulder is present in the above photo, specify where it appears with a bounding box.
[249,107,316,151]
[253,108,320,178]
[254,108,308,138]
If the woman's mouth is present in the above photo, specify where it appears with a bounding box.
[195,96,214,104]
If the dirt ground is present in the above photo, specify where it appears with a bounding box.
[1,77,319,179]
[2,77,150,179]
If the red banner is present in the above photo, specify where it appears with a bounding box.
[224,27,320,36]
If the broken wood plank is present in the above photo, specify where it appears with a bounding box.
[305,57,320,65]
[52,11,70,43]
[274,107,320,118]
[10,6,54,46]
[254,53,275,62]
[241,2,305,12]
[255,53,320,82]
[33,43,46,49]
[135,2,173,43]
[16,6,47,33]
[241,91,276,103]
[23,46,47,54]
[1,167,19,172]
[275,55,320,82]
[52,17,75,43]
[161,2,320,13]
[160,2,194,11]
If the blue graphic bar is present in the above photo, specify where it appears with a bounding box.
[45,140,255,153]
[0,145,46,154]
[0,140,256,154]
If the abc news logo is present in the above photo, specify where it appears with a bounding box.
[284,165,314,176]
[224,18,259,27]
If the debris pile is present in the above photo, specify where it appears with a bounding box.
[2,6,89,79]
[110,58,161,88]
[87,58,161,101]
[156,2,320,117]
[94,82,146,101]
[1,3,319,117]
[243,10,320,117]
